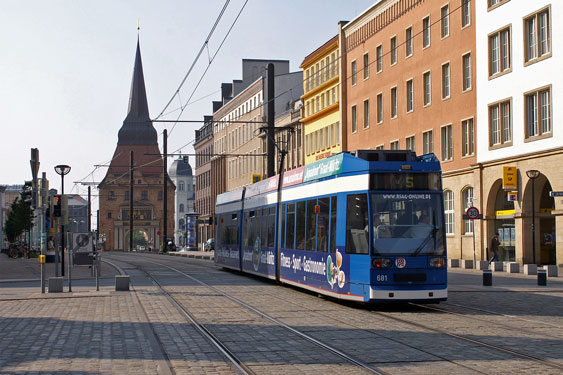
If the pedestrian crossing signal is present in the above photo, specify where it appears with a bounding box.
[252,174,261,183]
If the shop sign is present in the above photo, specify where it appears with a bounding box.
[507,191,518,201]
[502,166,517,190]
[495,209,515,217]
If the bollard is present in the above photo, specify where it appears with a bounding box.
[543,265,558,277]
[115,275,130,291]
[537,269,547,286]
[476,260,489,270]
[48,277,64,293]
[483,269,492,286]
[524,264,537,275]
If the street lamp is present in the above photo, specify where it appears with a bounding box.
[526,169,540,265]
[54,164,71,276]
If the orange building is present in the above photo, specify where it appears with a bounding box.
[340,0,480,259]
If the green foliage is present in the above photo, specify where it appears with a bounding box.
[4,191,34,243]
[132,231,147,247]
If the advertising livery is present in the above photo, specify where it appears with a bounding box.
[215,150,447,303]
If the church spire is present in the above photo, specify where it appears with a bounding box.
[117,37,157,145]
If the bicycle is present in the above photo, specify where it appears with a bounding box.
[8,242,29,259]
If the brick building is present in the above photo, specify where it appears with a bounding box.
[340,0,478,260]
[98,40,175,251]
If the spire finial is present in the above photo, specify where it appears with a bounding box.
[137,19,140,31]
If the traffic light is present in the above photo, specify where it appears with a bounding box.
[22,181,33,206]
[53,195,62,217]
[61,195,69,225]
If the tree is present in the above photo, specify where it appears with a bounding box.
[4,192,34,243]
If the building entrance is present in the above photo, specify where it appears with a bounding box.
[493,187,516,262]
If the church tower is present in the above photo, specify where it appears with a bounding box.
[98,39,175,251]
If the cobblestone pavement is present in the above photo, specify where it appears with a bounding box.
[1,252,562,374]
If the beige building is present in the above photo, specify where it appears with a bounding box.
[340,0,479,260]
[194,117,214,249]
[476,1,562,266]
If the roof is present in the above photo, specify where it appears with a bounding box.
[117,38,158,146]
[170,157,193,177]
[300,35,338,69]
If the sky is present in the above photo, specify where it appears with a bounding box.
[0,0,375,207]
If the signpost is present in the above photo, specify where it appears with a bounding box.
[466,206,480,268]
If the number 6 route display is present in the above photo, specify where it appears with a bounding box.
[215,150,447,303]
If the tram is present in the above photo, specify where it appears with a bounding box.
[214,150,447,303]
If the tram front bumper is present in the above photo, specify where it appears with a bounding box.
[370,287,447,301]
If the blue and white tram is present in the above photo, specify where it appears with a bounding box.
[215,150,447,303]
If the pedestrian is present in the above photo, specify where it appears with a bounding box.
[488,232,500,264]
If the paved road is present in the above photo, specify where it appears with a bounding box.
[0,252,561,374]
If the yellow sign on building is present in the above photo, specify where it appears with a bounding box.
[502,166,517,190]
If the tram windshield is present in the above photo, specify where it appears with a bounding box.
[370,193,445,256]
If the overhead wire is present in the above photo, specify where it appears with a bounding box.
[155,0,232,120]
[166,0,250,138]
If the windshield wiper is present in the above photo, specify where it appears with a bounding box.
[412,227,436,256]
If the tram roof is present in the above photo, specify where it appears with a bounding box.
[216,151,441,205]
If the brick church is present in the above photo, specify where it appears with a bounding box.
[98,39,175,251]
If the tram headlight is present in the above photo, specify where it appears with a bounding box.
[372,258,392,268]
[429,257,446,268]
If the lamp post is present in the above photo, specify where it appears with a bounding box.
[54,164,71,277]
[526,169,540,265]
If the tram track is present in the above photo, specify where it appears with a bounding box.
[411,301,563,334]
[111,254,388,375]
[372,307,563,373]
[112,254,563,374]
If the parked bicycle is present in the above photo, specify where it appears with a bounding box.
[8,242,29,259]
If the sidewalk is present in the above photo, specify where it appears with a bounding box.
[165,249,214,260]
[0,253,172,374]
[0,252,121,299]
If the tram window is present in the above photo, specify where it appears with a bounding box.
[330,196,337,252]
[281,204,287,248]
[261,208,269,246]
[243,211,250,246]
[306,199,317,251]
[296,201,306,250]
[317,197,330,252]
[268,207,276,247]
[346,194,369,254]
[248,211,256,246]
[285,203,295,249]
[231,213,238,246]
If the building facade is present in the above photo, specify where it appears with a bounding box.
[194,117,214,250]
[98,40,175,251]
[301,36,343,165]
[169,156,195,246]
[476,0,562,266]
[340,0,478,260]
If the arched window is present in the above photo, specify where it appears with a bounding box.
[179,218,185,229]
[444,190,454,235]
[462,187,474,234]
[179,181,185,191]
[179,204,184,213]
